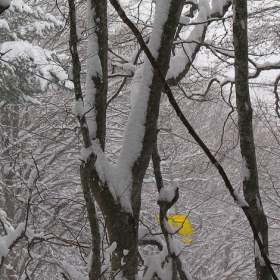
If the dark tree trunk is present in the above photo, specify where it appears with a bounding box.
[233,1,271,279]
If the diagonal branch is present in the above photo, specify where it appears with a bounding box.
[110,1,278,278]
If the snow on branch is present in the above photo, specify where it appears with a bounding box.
[106,0,183,212]
[233,191,249,208]
[111,62,136,75]
[0,41,72,92]
[100,242,117,276]
[113,0,277,276]
[0,210,25,261]
[166,0,232,84]
[61,260,87,280]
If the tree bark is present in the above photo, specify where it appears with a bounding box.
[233,1,271,279]
[93,0,185,278]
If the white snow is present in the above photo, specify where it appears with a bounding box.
[72,98,85,118]
[5,264,13,270]
[168,236,182,256]
[101,242,117,274]
[179,16,190,25]
[84,3,102,139]
[130,66,143,108]
[0,19,9,31]
[113,62,136,74]
[111,0,174,212]
[28,168,38,188]
[0,210,25,259]
[255,60,280,68]
[138,235,186,280]
[68,65,74,81]
[0,41,70,90]
[87,251,92,273]
[166,0,223,80]
[61,261,87,280]
[76,26,84,40]
[211,0,227,15]
[145,0,172,59]
[159,186,177,203]
[255,195,263,212]
[80,146,93,162]
[254,233,265,266]
[138,226,164,247]
[0,0,10,6]
[233,191,249,207]
[242,157,250,181]
[121,257,126,266]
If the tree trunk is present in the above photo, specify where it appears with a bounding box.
[233,1,271,279]
[70,0,184,278]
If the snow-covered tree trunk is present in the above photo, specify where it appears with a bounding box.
[69,0,184,278]
[233,1,271,279]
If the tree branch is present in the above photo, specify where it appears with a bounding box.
[110,1,278,279]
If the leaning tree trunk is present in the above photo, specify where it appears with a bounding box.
[233,1,271,279]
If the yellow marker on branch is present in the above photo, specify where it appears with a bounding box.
[157,214,193,243]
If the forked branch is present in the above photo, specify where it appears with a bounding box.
[109,1,278,278]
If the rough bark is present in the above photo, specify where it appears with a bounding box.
[69,0,184,278]
[233,1,271,279]
[99,1,185,278]
[119,0,277,277]
[68,1,101,278]
[80,155,101,280]
[87,0,108,149]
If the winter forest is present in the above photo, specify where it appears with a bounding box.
[0,0,280,279]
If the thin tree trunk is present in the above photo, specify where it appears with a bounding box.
[233,1,271,279]
[152,136,179,280]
